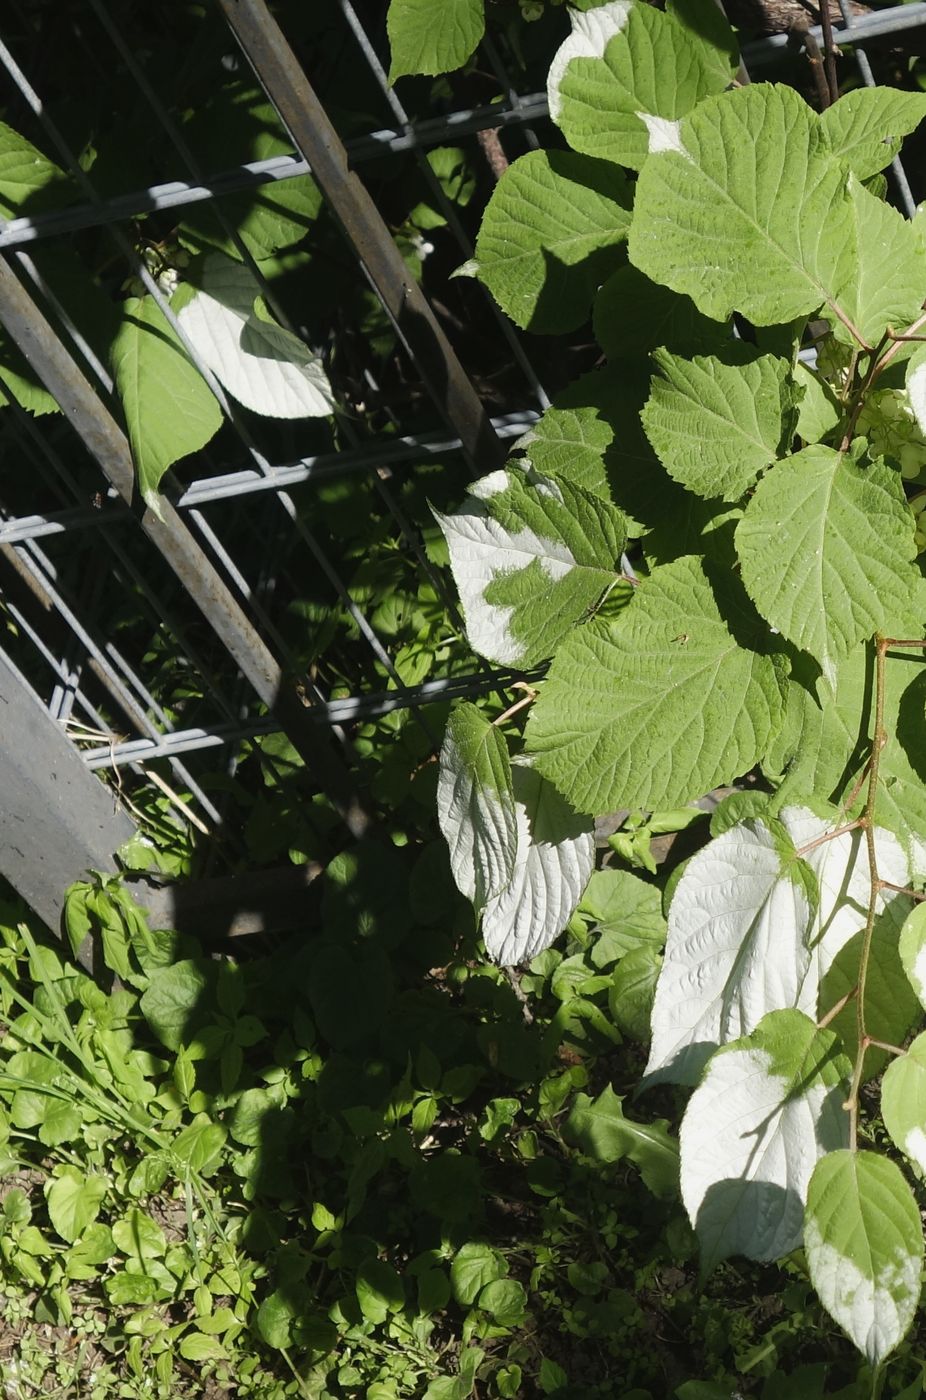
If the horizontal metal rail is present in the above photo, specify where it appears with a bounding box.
[0,97,550,249]
[78,666,544,771]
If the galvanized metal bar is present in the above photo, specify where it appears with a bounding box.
[216,0,504,477]
[741,2,926,62]
[77,665,543,771]
[0,411,538,544]
[337,0,551,414]
[0,647,134,953]
[0,96,551,251]
[0,253,371,837]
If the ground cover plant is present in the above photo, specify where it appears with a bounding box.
[5,0,926,1396]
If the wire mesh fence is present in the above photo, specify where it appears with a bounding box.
[0,0,925,929]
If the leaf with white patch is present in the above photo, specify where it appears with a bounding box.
[899,904,926,1011]
[437,703,516,913]
[473,150,632,333]
[906,343,926,440]
[555,2,735,171]
[882,1032,926,1176]
[821,88,926,180]
[547,1,632,123]
[525,555,783,817]
[736,446,918,686]
[175,253,334,419]
[779,806,911,985]
[433,465,626,667]
[805,1150,923,1366]
[481,763,594,967]
[111,296,223,514]
[629,85,858,328]
[681,1011,850,1271]
[642,351,795,502]
[643,818,816,1087]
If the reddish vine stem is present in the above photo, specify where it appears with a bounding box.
[878,881,926,903]
[795,818,863,858]
[845,635,890,1149]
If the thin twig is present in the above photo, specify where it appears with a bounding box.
[492,683,537,728]
[877,880,926,903]
[817,984,857,1030]
[795,818,863,858]
[817,0,840,105]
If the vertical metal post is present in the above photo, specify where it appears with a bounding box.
[0,254,371,838]
[216,0,506,476]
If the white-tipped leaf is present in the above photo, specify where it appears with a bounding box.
[643,817,816,1087]
[805,1150,923,1367]
[882,1031,926,1175]
[899,903,926,1010]
[176,253,334,419]
[680,1011,850,1271]
[437,702,517,912]
[433,465,626,667]
[547,1,633,123]
[481,763,594,967]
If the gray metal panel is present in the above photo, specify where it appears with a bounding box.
[0,650,134,934]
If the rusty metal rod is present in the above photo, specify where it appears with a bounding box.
[215,0,504,477]
[0,253,371,839]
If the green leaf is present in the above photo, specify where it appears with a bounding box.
[436,702,516,913]
[563,1084,679,1199]
[680,1011,850,1272]
[899,903,926,1010]
[180,83,322,258]
[553,2,735,170]
[737,447,918,686]
[0,122,73,217]
[387,0,484,81]
[821,88,926,180]
[581,868,667,962]
[608,945,660,1040]
[805,1149,922,1365]
[793,361,841,446]
[882,1031,926,1175]
[172,1118,227,1175]
[628,85,856,328]
[112,1209,166,1261]
[45,1168,107,1244]
[525,555,783,815]
[111,296,222,512]
[477,1278,527,1326]
[140,960,211,1051]
[480,763,594,966]
[774,619,926,860]
[472,150,632,333]
[434,463,626,667]
[594,264,730,364]
[356,1258,405,1324]
[642,351,795,502]
[517,398,614,498]
[818,912,919,1079]
[450,1243,506,1306]
[37,1101,82,1148]
[831,179,925,348]
[178,1333,228,1362]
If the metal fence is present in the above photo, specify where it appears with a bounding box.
[0,0,923,939]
